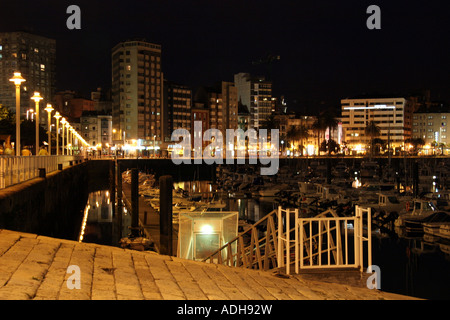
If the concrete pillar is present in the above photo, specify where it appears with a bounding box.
[326,158,331,184]
[117,162,123,204]
[159,175,173,256]
[109,160,116,217]
[413,161,419,197]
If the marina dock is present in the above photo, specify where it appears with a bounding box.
[0,229,419,300]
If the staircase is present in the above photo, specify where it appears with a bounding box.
[202,205,373,275]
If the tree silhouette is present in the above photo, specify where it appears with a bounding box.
[365,121,381,157]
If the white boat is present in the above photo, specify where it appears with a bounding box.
[438,223,450,240]
[258,183,289,197]
[404,211,450,235]
[298,181,317,194]
[357,193,410,215]
[423,221,449,237]
[359,160,379,180]
[395,198,437,227]
[332,161,349,178]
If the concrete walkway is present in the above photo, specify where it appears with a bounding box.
[0,229,419,300]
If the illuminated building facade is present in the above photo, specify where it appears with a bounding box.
[111,40,163,148]
[0,31,56,124]
[341,97,412,153]
[234,73,272,130]
[412,107,450,148]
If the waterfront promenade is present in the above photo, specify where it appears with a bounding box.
[0,229,418,300]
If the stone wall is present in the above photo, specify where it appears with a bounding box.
[0,160,113,240]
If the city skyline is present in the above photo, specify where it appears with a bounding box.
[0,0,448,114]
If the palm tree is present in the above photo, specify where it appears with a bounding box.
[297,125,310,155]
[365,121,381,157]
[321,109,339,155]
[287,126,300,154]
[312,117,326,155]
[405,137,425,155]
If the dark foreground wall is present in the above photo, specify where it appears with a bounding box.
[0,160,113,240]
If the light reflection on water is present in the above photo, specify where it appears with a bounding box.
[79,190,131,246]
[81,180,450,300]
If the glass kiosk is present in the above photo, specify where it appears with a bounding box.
[178,211,238,261]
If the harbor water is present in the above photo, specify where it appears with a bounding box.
[79,170,450,300]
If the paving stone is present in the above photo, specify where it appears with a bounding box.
[0,229,420,301]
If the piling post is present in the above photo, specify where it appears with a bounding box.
[413,161,419,197]
[159,175,173,256]
[109,160,116,216]
[117,162,123,204]
[326,158,331,184]
[131,168,139,236]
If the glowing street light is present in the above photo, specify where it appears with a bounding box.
[31,92,43,155]
[44,104,54,155]
[54,112,61,155]
[9,72,26,156]
[66,124,71,155]
[69,126,75,155]
[61,117,66,155]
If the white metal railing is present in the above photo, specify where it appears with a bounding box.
[0,155,83,189]
[297,205,372,273]
[277,207,299,275]
[201,205,373,275]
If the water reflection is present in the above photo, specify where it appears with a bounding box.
[79,190,131,246]
[173,180,277,223]
[80,182,450,299]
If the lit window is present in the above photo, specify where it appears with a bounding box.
[40,64,45,71]
[34,48,39,53]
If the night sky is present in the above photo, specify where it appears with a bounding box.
[0,0,449,114]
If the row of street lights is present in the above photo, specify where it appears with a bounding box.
[9,71,90,156]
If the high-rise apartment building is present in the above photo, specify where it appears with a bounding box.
[234,73,272,129]
[111,40,163,147]
[341,97,413,153]
[163,80,192,142]
[221,81,238,132]
[0,31,56,125]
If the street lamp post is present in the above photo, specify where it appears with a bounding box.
[153,135,156,158]
[69,127,74,155]
[44,104,54,155]
[9,72,26,156]
[61,118,66,155]
[31,92,43,155]
[54,112,61,155]
[66,123,70,155]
